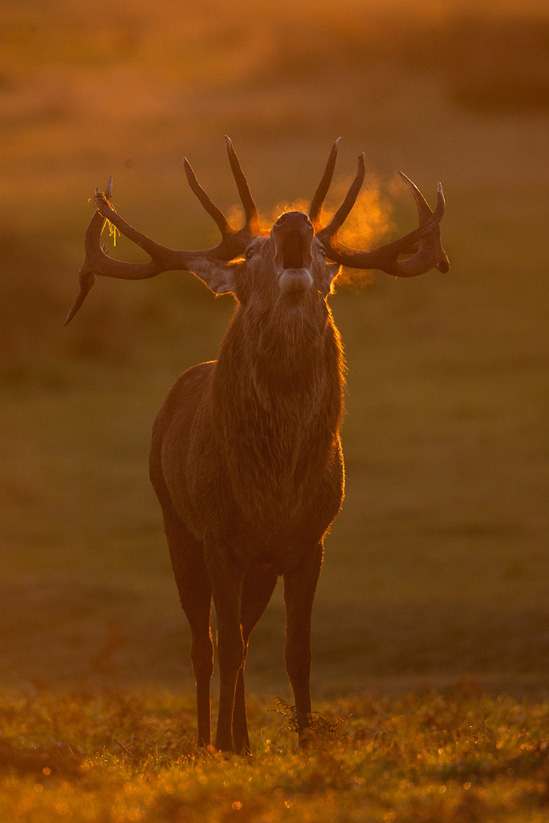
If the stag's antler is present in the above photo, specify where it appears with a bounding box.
[65,137,261,325]
[311,141,449,277]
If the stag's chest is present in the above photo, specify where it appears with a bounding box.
[227,447,344,571]
[216,422,344,567]
[181,351,344,545]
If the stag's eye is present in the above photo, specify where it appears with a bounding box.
[245,247,256,260]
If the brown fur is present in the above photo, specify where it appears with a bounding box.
[149,221,345,752]
[67,141,447,753]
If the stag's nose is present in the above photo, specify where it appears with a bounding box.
[273,211,312,228]
[271,211,314,295]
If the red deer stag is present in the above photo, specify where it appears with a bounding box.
[66,138,449,753]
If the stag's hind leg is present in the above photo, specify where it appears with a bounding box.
[283,542,323,747]
[162,510,214,748]
[202,537,245,753]
[232,565,278,754]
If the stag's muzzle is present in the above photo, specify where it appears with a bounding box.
[271,211,314,295]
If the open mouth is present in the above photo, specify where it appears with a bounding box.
[272,213,314,294]
[281,230,310,269]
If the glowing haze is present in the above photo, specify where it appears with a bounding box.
[225,174,395,289]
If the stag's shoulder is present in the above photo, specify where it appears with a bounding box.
[152,361,216,433]
[169,360,216,398]
[170,360,216,394]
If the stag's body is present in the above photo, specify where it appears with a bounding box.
[149,221,346,751]
[150,285,344,750]
[152,309,344,565]
[67,138,448,753]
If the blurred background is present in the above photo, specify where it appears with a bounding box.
[1,0,548,697]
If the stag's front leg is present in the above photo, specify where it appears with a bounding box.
[159,503,214,748]
[283,542,323,746]
[204,536,245,752]
[232,565,278,754]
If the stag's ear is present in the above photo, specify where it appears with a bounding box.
[327,262,340,282]
[188,259,244,296]
[320,261,341,295]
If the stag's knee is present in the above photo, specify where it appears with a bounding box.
[284,641,311,683]
[217,633,245,677]
[191,635,214,682]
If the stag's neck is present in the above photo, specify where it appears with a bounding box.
[212,302,344,484]
[218,302,342,402]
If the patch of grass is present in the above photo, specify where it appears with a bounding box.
[273,698,349,743]
[0,686,548,822]
[1,0,548,706]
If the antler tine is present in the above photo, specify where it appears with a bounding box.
[65,270,97,325]
[65,183,188,324]
[65,183,122,325]
[398,171,450,277]
[399,171,433,223]
[435,182,445,221]
[394,176,448,274]
[396,174,448,274]
[65,178,131,324]
[225,136,260,234]
[64,209,103,325]
[183,157,232,236]
[66,154,260,324]
[316,153,366,242]
[399,172,445,224]
[309,137,342,230]
[320,171,449,278]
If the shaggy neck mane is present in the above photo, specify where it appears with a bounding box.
[211,299,345,517]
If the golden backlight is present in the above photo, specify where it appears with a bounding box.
[0,0,548,814]
[2,0,548,677]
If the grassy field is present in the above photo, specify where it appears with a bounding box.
[1,0,548,818]
[1,686,548,822]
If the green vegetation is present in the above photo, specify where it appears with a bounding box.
[1,0,548,818]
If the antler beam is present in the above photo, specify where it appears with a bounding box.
[65,141,261,325]
[312,143,449,277]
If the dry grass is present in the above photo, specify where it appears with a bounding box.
[1,1,548,818]
[0,686,548,822]
[0,0,548,753]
